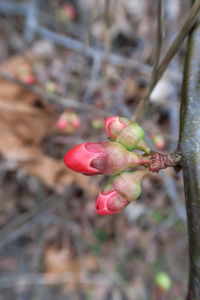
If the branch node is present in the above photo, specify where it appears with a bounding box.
[149,151,182,173]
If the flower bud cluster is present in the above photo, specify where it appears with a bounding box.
[57,110,80,133]
[64,116,152,215]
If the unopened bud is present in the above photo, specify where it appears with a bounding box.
[57,111,80,133]
[151,133,166,150]
[96,169,149,215]
[104,116,150,153]
[64,142,151,176]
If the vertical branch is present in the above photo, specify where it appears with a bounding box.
[179,8,200,300]
[151,0,164,80]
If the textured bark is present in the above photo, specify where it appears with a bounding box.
[178,9,200,300]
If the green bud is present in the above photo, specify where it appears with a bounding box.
[155,272,171,291]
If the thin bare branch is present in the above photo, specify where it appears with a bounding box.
[152,0,164,78]
[0,194,68,249]
[0,69,109,116]
[0,1,29,15]
[0,272,115,289]
[0,1,183,82]
[134,0,200,121]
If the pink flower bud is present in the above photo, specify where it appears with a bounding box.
[63,4,76,20]
[57,115,67,130]
[64,142,151,176]
[150,133,165,150]
[104,116,150,154]
[96,169,149,215]
[21,74,36,85]
[18,67,36,85]
[57,111,80,133]
[104,116,127,139]
[96,190,129,215]
[71,117,80,129]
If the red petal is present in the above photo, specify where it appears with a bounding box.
[96,190,127,215]
[104,116,119,139]
[85,142,105,153]
[104,116,127,140]
[64,143,103,175]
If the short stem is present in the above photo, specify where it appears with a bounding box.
[149,151,182,173]
[137,140,151,154]
[128,153,152,167]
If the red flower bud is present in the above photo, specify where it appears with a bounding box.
[104,116,127,139]
[64,142,151,176]
[18,67,36,85]
[150,133,166,150]
[96,169,149,215]
[71,117,80,129]
[96,190,129,215]
[57,111,80,133]
[104,116,150,154]
[57,115,67,130]
[21,74,36,85]
[63,4,76,20]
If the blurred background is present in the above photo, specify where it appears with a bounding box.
[0,0,190,299]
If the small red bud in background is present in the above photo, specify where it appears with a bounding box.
[57,111,80,133]
[17,66,36,85]
[96,169,149,215]
[63,4,76,20]
[104,116,150,154]
[21,74,36,85]
[56,4,76,23]
[71,117,80,129]
[150,133,166,150]
[64,142,151,176]
[57,115,67,130]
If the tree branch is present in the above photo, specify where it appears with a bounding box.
[178,7,200,300]
[134,0,200,121]
[0,69,109,116]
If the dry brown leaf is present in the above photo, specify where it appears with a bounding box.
[0,53,98,196]
[43,245,81,292]
[43,244,100,292]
